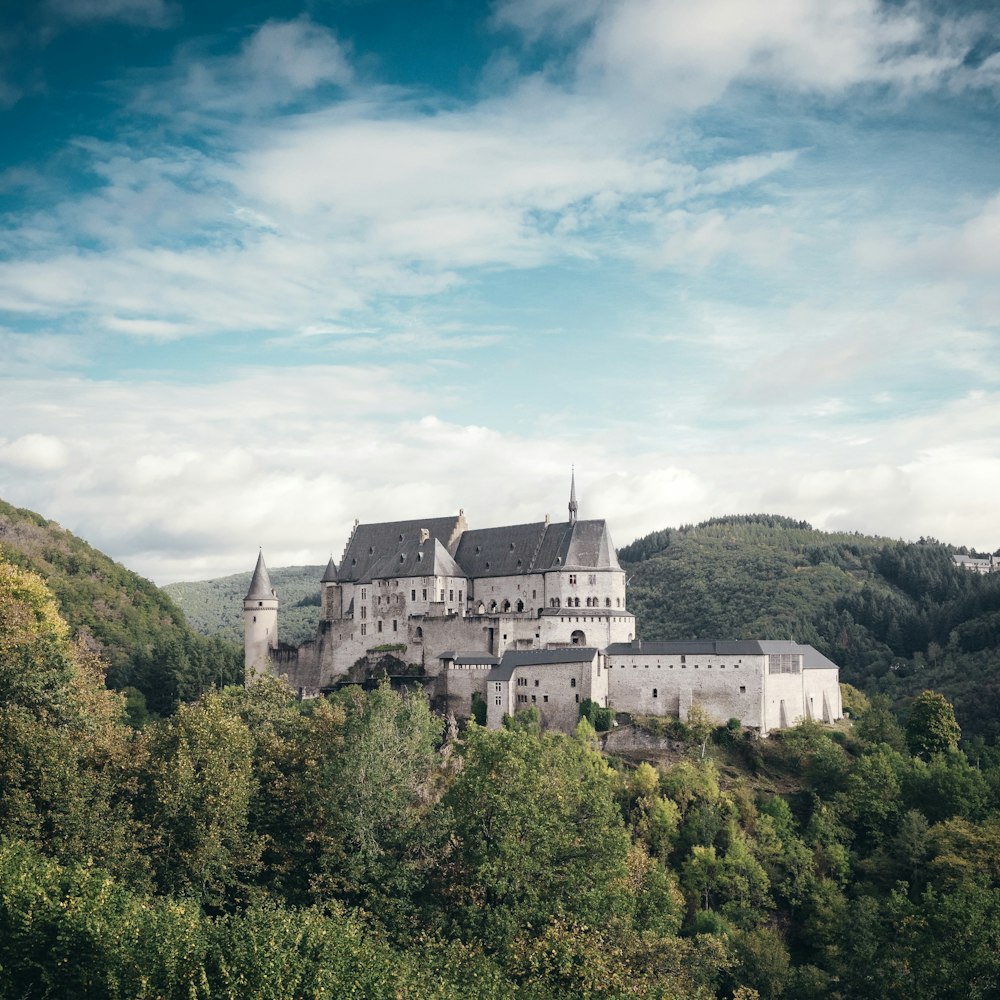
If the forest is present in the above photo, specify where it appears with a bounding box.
[3,545,1000,998]
[3,501,1000,997]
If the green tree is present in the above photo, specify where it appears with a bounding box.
[906,690,961,759]
[439,724,631,952]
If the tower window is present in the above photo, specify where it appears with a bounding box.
[653,688,658,698]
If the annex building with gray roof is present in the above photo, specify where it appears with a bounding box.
[245,476,842,735]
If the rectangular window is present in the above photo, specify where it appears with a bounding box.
[392,620,397,632]
[360,606,367,619]
[377,620,382,633]
[495,697,501,705]
[588,574,596,585]
[569,574,577,585]
[360,623,367,636]
[534,679,539,687]
[570,678,577,688]
[411,589,416,601]
[543,695,548,703]
[740,686,746,694]
[361,588,367,599]
[653,688,658,698]
[532,590,536,598]
[575,693,579,704]
[440,590,445,601]
[531,695,536,703]
[422,589,427,601]
[449,589,454,602]
[458,590,463,603]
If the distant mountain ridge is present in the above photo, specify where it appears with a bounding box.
[164,564,325,647]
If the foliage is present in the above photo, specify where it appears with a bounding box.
[0,498,242,713]
[906,689,961,759]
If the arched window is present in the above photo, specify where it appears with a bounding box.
[571,629,585,645]
[415,626,423,639]
[477,602,486,614]
[605,598,611,608]
[516,599,524,612]
[501,599,511,613]
[488,600,498,613]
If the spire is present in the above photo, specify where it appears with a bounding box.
[321,554,338,583]
[245,549,275,600]
[568,467,578,524]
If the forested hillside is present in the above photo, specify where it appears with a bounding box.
[3,555,1000,999]
[620,515,1000,742]
[0,498,241,714]
[165,564,324,647]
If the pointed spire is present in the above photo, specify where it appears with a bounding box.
[245,549,275,600]
[321,554,338,583]
[568,466,578,524]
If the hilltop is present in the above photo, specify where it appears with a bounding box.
[0,498,241,714]
[621,514,1000,741]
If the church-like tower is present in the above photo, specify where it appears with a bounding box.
[244,549,278,683]
[568,468,578,524]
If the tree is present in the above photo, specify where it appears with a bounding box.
[439,725,631,952]
[906,690,961,760]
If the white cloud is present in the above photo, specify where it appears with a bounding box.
[0,433,70,471]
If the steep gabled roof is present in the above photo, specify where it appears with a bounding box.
[454,519,622,578]
[338,515,466,583]
[245,550,275,600]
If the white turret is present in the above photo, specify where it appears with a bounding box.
[244,550,278,683]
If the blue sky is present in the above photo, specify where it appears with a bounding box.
[1,0,998,583]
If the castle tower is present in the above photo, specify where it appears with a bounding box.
[244,549,278,683]
[568,467,578,524]
[321,554,342,619]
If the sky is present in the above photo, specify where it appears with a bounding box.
[0,0,998,584]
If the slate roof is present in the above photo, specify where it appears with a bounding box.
[245,551,275,601]
[454,519,621,578]
[605,639,838,670]
[338,515,465,583]
[487,646,599,682]
[438,651,501,666]
[320,556,338,583]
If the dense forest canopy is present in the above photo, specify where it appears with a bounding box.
[3,551,1000,998]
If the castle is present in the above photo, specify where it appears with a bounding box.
[245,477,842,734]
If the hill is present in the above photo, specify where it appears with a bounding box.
[620,514,1000,741]
[164,564,324,647]
[0,498,241,714]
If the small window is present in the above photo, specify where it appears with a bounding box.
[361,623,367,636]
[377,620,382,633]
[543,695,548,703]
[411,589,416,601]
[569,574,577,585]
[740,686,746,694]
[458,591,463,603]
[575,693,579,703]
[570,678,577,688]
[449,589,454,602]
[496,697,501,705]
[653,688,658,698]
[534,679,539,687]
[531,695,536,703]
[422,589,427,601]
[392,620,397,632]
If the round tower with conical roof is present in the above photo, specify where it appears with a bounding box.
[244,549,278,682]
[320,554,341,619]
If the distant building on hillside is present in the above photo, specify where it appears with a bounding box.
[244,476,842,735]
[952,553,996,574]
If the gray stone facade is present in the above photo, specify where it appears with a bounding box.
[245,483,842,734]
